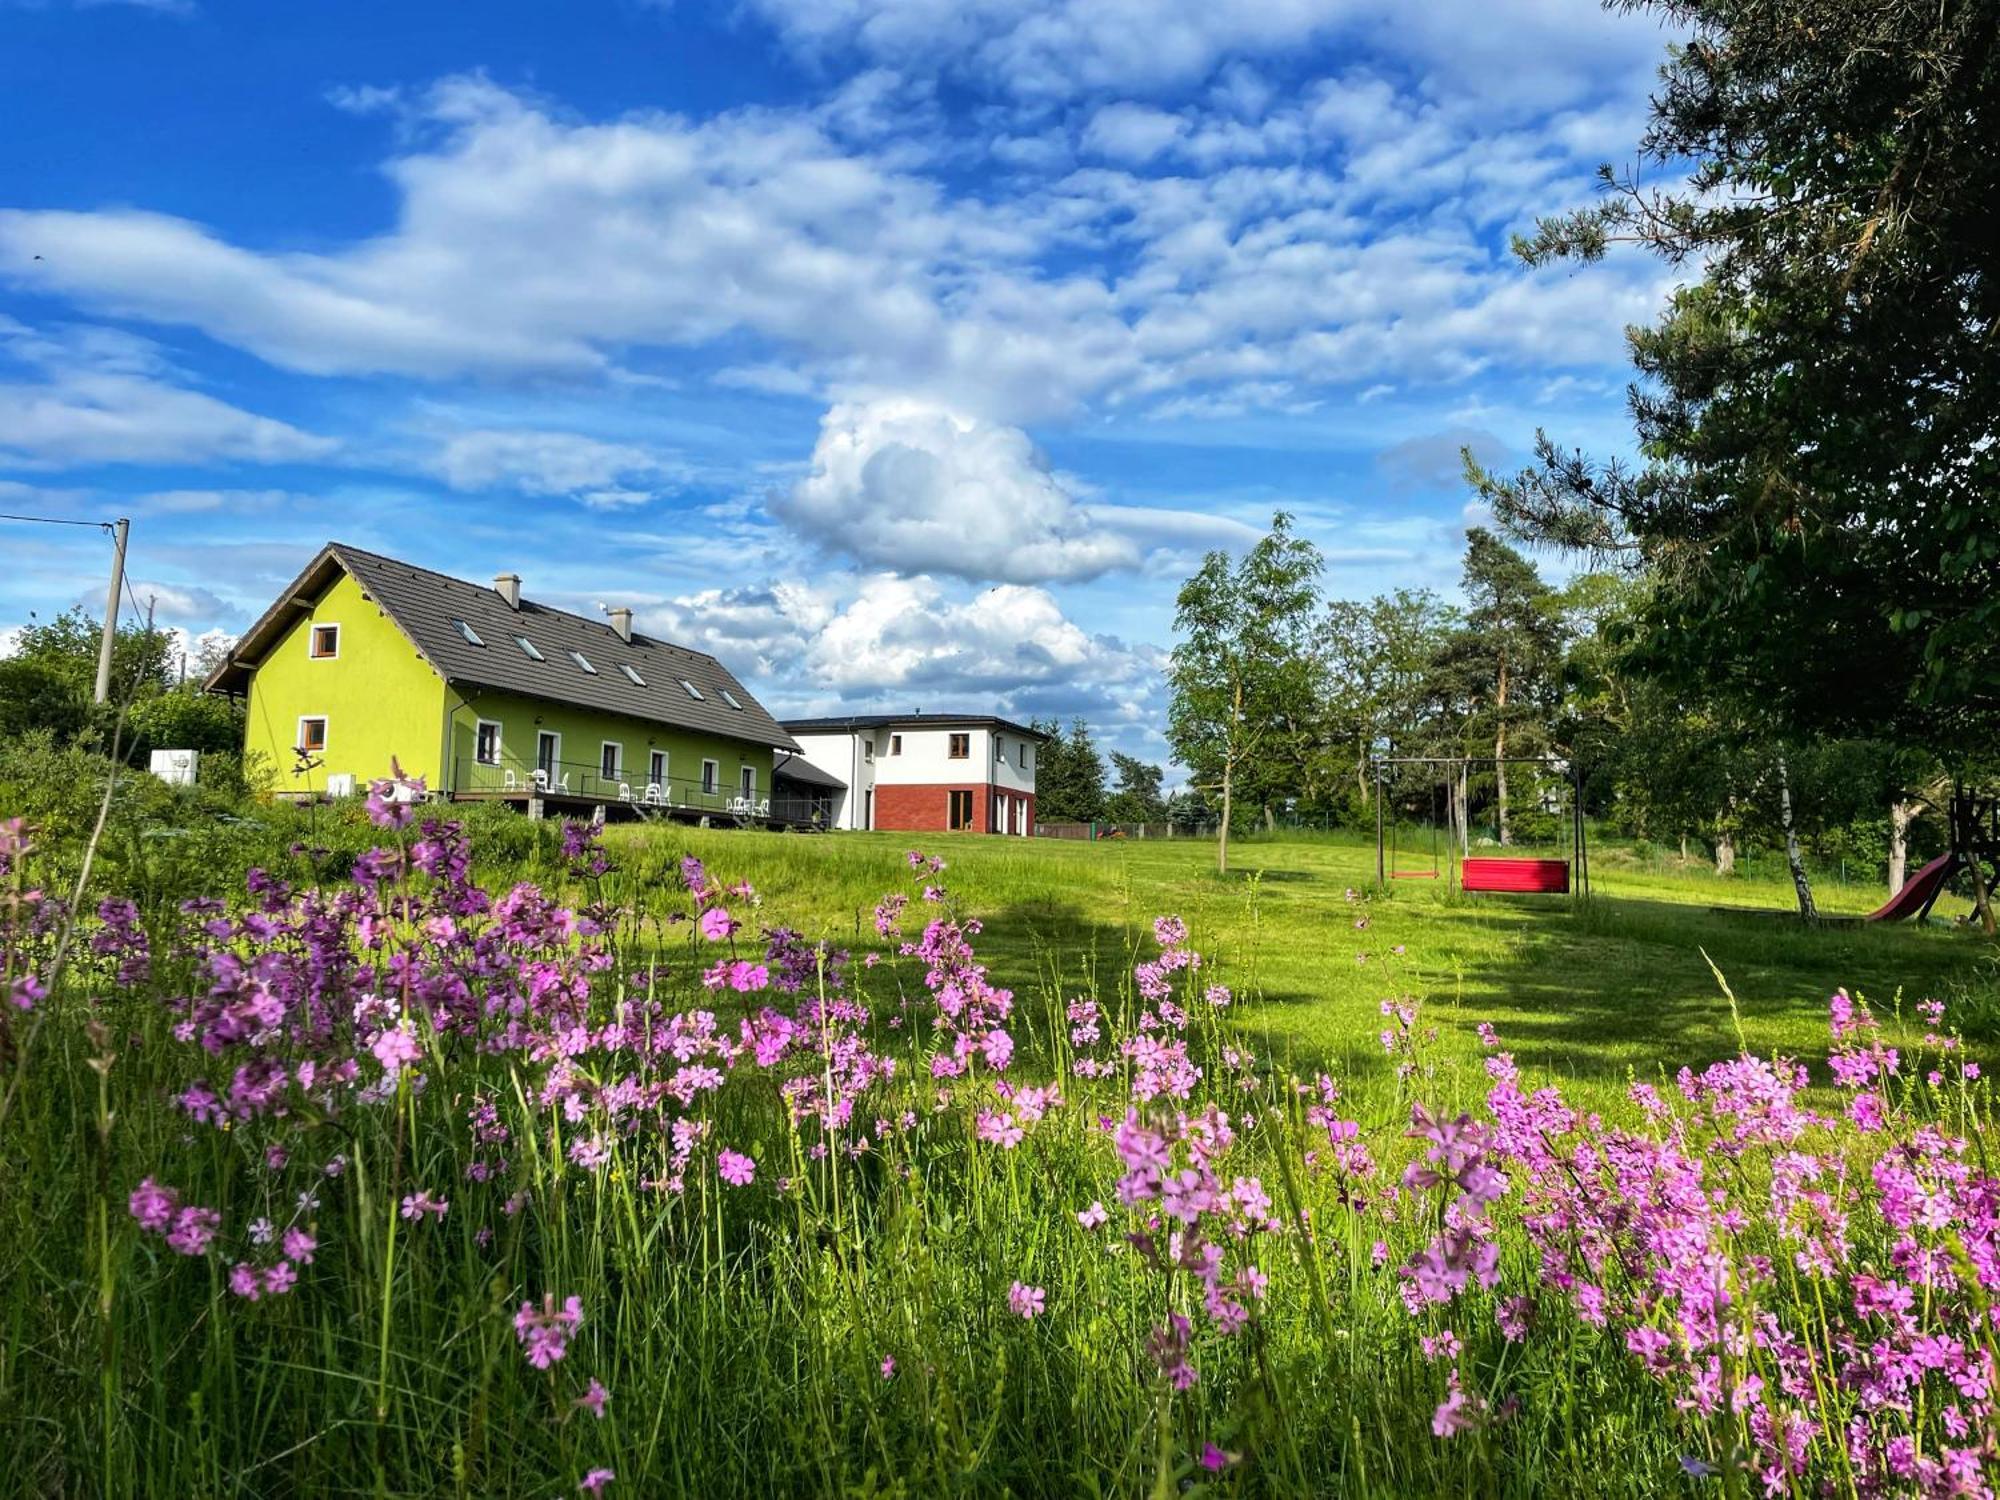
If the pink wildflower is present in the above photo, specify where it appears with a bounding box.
[574,1379,609,1419]
[371,1024,422,1074]
[1077,1202,1109,1230]
[697,906,737,942]
[879,1356,895,1379]
[128,1177,179,1233]
[1008,1282,1045,1319]
[515,1293,583,1369]
[716,1150,756,1187]
[399,1191,448,1222]
[579,1470,614,1493]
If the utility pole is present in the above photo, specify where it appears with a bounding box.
[93,517,130,705]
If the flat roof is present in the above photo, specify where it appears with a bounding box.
[782,712,1049,742]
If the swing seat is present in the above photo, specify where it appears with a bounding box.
[1461,858,1570,894]
[1389,870,1439,880]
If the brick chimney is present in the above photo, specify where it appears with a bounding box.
[494,573,521,610]
[608,607,633,643]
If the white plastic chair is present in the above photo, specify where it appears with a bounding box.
[503,769,519,791]
[532,768,549,792]
[618,781,632,801]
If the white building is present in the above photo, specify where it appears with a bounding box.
[780,714,1045,834]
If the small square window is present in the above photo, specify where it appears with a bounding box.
[515,636,544,661]
[620,663,646,686]
[298,716,328,753]
[948,733,969,759]
[309,624,340,659]
[680,679,704,700]
[719,689,744,710]
[475,720,503,766]
[568,650,597,674]
[453,619,485,647]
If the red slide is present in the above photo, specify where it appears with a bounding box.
[1866,853,1957,922]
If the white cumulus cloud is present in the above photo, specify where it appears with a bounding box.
[775,398,1139,583]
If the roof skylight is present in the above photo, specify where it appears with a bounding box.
[568,650,597,674]
[680,679,704,700]
[619,664,646,686]
[515,636,544,661]
[453,619,485,646]
[720,689,744,710]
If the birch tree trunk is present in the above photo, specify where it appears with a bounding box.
[1216,676,1239,875]
[1494,659,1511,846]
[1888,799,1914,894]
[1776,753,1818,920]
[1714,827,1736,876]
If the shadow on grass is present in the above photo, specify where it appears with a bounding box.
[1440,893,1986,1083]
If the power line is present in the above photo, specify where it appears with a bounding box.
[0,511,116,530]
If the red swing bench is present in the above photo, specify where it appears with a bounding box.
[1460,857,1571,894]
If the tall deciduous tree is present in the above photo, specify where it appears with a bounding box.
[1168,513,1324,873]
[1447,530,1564,844]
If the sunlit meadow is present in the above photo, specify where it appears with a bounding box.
[2,776,1996,1497]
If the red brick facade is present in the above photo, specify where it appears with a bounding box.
[871,783,1035,834]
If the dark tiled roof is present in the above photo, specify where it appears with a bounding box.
[206,542,800,753]
[772,752,847,790]
[782,712,1050,742]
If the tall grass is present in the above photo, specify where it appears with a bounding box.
[2,800,1996,1496]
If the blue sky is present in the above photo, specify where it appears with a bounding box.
[0,0,1674,764]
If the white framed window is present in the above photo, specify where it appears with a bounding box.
[569,650,597,674]
[995,735,1005,761]
[536,731,561,777]
[475,719,503,766]
[739,764,755,800]
[701,758,719,795]
[862,736,874,762]
[719,689,744,710]
[297,715,328,753]
[620,663,646,686]
[514,635,544,661]
[649,749,667,785]
[453,618,485,647]
[308,623,340,660]
[679,678,704,700]
[600,742,622,780]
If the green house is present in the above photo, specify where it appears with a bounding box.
[204,543,803,819]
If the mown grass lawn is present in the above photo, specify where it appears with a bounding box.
[609,823,1995,1111]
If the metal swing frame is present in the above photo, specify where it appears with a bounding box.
[1371,755,1591,899]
